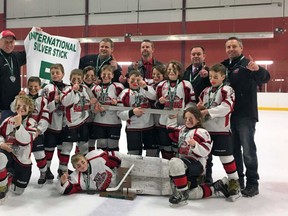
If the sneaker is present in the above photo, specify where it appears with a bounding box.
[242,185,259,197]
[38,171,47,186]
[0,185,8,204]
[212,177,230,198]
[169,189,189,204]
[46,168,54,183]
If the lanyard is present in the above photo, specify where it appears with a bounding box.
[83,165,91,190]
[0,50,14,76]
[190,72,200,83]
[206,84,223,108]
[167,79,179,109]
[95,55,112,75]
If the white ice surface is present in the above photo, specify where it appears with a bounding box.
[1,110,287,216]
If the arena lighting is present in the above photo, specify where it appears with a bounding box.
[130,32,274,42]
[118,61,132,66]
[15,36,124,45]
[255,60,273,65]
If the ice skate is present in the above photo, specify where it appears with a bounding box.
[169,189,189,207]
[45,168,54,184]
[38,171,47,187]
[212,177,230,198]
[227,179,242,202]
[0,185,8,205]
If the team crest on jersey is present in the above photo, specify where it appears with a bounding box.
[94,172,107,189]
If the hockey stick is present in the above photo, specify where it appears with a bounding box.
[101,105,179,115]
[106,164,135,192]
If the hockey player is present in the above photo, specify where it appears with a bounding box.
[11,76,49,186]
[167,106,231,205]
[156,60,195,159]
[82,66,98,152]
[197,63,241,200]
[91,65,124,151]
[42,63,68,182]
[0,95,37,202]
[117,70,158,157]
[59,69,94,176]
[57,149,121,194]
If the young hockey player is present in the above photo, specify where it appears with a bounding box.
[167,106,231,205]
[42,63,68,182]
[82,66,98,152]
[117,70,158,157]
[0,95,37,202]
[156,60,195,159]
[91,65,124,151]
[59,69,93,176]
[197,63,241,201]
[11,76,49,186]
[57,149,122,194]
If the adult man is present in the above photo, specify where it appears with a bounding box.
[79,38,121,83]
[221,37,270,197]
[0,30,26,124]
[182,46,210,103]
[121,39,162,85]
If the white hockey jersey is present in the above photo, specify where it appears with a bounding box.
[10,93,49,134]
[156,79,196,126]
[167,117,212,172]
[199,85,235,134]
[0,116,37,165]
[57,150,120,194]
[117,86,156,129]
[92,82,124,125]
[42,82,67,131]
[61,85,91,127]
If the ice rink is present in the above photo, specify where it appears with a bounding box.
[1,110,287,216]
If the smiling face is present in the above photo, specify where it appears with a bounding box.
[209,70,225,87]
[184,111,199,129]
[152,68,164,84]
[167,63,180,81]
[28,81,41,96]
[73,157,88,173]
[101,69,114,84]
[225,39,243,60]
[15,96,34,116]
[84,70,96,85]
[99,41,113,59]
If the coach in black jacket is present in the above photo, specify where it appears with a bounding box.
[221,36,270,197]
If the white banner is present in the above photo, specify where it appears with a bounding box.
[24,27,81,84]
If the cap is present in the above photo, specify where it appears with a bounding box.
[0,30,16,40]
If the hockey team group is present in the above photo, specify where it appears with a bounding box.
[0,31,270,206]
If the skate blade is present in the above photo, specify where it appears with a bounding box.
[227,193,242,202]
[169,200,188,208]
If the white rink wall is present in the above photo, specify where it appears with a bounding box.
[257,93,288,110]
